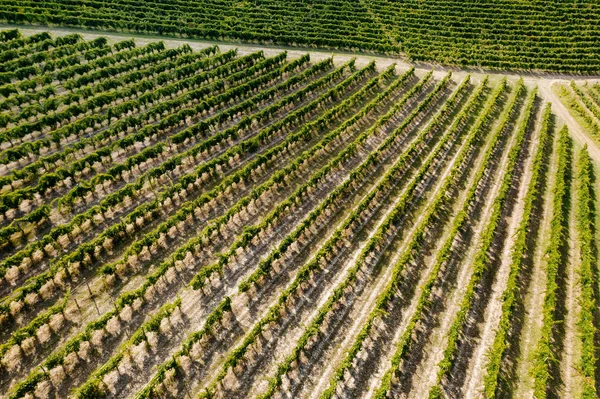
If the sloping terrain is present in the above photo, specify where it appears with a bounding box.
[1,29,600,399]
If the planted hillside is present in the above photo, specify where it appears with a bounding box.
[0,29,599,399]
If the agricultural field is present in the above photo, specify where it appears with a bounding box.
[2,0,600,72]
[555,82,600,145]
[0,28,600,399]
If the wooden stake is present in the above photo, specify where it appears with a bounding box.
[86,281,100,315]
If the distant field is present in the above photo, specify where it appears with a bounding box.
[2,29,600,399]
[2,0,600,72]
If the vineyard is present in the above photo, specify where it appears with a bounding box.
[2,0,600,72]
[0,28,600,399]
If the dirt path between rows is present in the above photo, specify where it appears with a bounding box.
[400,86,518,398]
[358,81,496,399]
[462,95,542,399]
[512,128,559,397]
[182,74,442,398]
[304,84,470,399]
[0,67,354,392]
[560,148,583,398]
